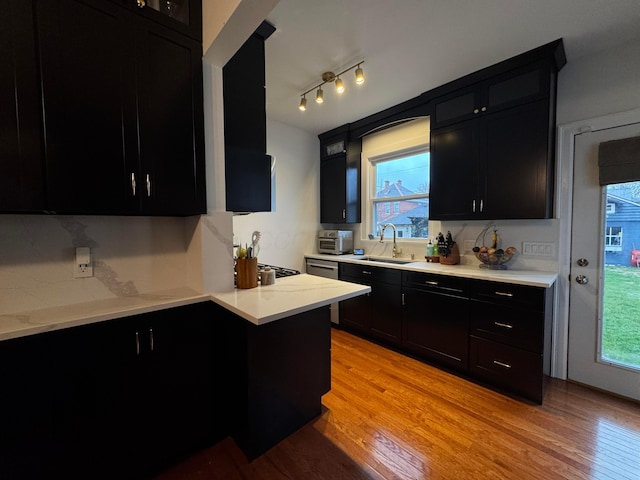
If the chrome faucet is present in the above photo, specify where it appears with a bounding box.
[379,223,400,257]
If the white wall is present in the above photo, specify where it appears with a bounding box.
[232,119,319,271]
[557,39,640,126]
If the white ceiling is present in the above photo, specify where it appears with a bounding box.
[263,0,640,136]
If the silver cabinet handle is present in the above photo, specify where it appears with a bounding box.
[342,208,346,219]
[135,331,140,355]
[472,200,476,212]
[493,360,512,369]
[494,291,513,297]
[131,173,136,196]
[136,0,146,7]
[480,199,484,212]
[494,321,513,329]
[149,328,154,351]
[425,280,439,286]
[473,108,479,114]
[146,174,151,197]
[402,293,405,306]
[481,106,487,112]
[362,270,372,275]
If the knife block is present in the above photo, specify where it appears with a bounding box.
[439,243,460,265]
[236,258,258,289]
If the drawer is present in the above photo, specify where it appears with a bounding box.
[470,300,544,352]
[469,336,544,403]
[468,279,547,310]
[402,271,468,296]
[339,262,401,284]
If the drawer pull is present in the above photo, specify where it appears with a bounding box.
[494,321,513,329]
[440,286,464,293]
[135,331,140,355]
[425,280,439,286]
[494,291,514,297]
[493,360,512,369]
[362,270,372,275]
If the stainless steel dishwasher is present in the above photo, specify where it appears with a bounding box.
[305,258,340,324]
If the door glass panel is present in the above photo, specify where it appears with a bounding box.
[488,69,540,107]
[147,0,189,24]
[601,181,640,370]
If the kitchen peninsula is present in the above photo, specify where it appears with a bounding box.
[0,275,369,478]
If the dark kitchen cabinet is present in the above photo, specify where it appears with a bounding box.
[0,333,54,479]
[430,99,553,220]
[0,0,45,213]
[226,305,331,460]
[339,263,402,345]
[36,0,205,216]
[468,280,554,403]
[114,0,202,41]
[319,128,362,224]
[48,302,218,478]
[429,42,564,221]
[402,271,469,372]
[431,62,552,130]
[224,22,275,213]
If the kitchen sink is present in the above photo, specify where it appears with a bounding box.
[360,256,414,265]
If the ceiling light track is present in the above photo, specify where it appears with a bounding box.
[299,61,365,111]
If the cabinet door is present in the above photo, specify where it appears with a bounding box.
[37,0,138,215]
[320,155,348,223]
[432,87,479,129]
[403,287,469,371]
[370,280,402,345]
[0,0,45,212]
[0,333,54,478]
[135,20,206,215]
[482,100,552,219]
[429,120,480,220]
[485,63,550,113]
[116,0,202,41]
[340,276,372,332]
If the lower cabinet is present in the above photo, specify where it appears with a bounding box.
[402,271,469,372]
[226,305,331,460]
[0,333,54,478]
[339,263,554,404]
[340,263,402,346]
[24,301,220,479]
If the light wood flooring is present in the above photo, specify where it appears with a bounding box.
[156,328,640,480]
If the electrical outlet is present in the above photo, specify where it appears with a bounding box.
[74,247,93,278]
[522,241,555,257]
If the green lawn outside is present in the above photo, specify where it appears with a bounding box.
[602,265,640,368]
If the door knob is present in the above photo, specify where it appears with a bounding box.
[575,274,589,285]
[577,258,589,267]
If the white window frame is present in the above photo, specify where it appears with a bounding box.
[605,226,623,252]
[366,144,430,239]
[606,203,616,214]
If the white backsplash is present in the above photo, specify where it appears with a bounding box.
[0,215,192,315]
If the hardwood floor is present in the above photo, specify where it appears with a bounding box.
[156,328,640,480]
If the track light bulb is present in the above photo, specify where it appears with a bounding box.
[299,96,307,111]
[316,87,324,103]
[335,77,345,94]
[355,66,365,84]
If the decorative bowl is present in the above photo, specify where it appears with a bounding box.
[473,248,517,269]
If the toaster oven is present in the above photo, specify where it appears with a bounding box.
[317,230,353,254]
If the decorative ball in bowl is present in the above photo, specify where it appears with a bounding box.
[473,246,517,269]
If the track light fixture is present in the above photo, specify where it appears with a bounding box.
[299,61,365,110]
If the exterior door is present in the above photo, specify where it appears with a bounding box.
[568,122,640,401]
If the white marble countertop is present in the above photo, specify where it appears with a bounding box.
[0,275,370,341]
[209,274,370,326]
[305,253,557,288]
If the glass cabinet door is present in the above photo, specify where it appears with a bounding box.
[146,0,189,25]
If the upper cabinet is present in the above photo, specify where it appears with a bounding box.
[319,127,362,224]
[224,22,275,213]
[35,0,205,216]
[112,0,202,41]
[0,0,45,212]
[429,41,566,220]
